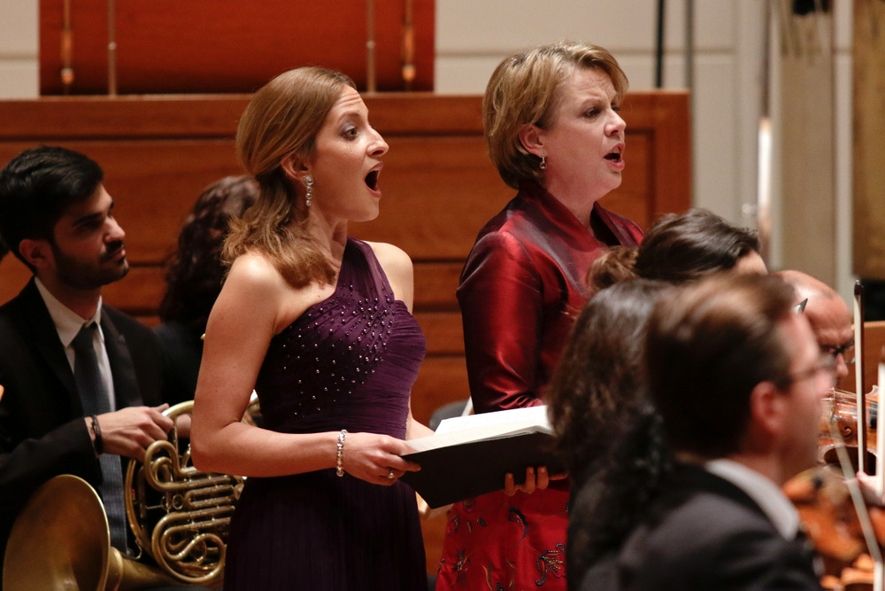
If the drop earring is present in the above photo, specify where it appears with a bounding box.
[539,155,547,170]
[304,175,314,207]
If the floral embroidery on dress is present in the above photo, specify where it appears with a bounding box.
[534,544,566,587]
[482,562,513,591]
[440,549,470,585]
[448,501,488,535]
[508,506,529,539]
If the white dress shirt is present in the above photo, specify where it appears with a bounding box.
[35,277,118,411]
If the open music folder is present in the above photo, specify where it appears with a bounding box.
[400,405,564,508]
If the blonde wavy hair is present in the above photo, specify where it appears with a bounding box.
[223,66,356,287]
[483,41,628,189]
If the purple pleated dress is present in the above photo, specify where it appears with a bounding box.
[223,238,427,591]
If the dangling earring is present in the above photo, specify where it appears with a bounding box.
[304,175,314,207]
[539,155,547,171]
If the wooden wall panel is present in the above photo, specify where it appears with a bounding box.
[414,312,464,356]
[410,356,470,426]
[413,263,460,309]
[0,92,690,421]
[0,92,689,575]
[0,93,690,420]
[40,0,435,94]
[0,259,29,305]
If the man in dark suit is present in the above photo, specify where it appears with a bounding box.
[0,146,174,580]
[582,274,829,590]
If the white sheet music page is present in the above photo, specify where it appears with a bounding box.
[407,405,552,453]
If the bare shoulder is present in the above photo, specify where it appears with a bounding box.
[212,253,285,324]
[365,241,414,309]
[223,252,289,301]
[366,241,412,273]
[218,252,317,333]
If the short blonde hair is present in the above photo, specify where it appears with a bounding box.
[225,67,356,287]
[483,42,628,189]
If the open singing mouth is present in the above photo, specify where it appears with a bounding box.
[604,146,623,162]
[365,169,380,190]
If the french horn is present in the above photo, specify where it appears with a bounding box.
[3,398,257,590]
[3,473,180,590]
[124,400,244,586]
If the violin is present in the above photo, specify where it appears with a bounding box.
[784,282,885,591]
[818,388,879,473]
[784,463,885,585]
[785,396,885,591]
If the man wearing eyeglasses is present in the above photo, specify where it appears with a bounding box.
[777,270,854,380]
[582,274,830,590]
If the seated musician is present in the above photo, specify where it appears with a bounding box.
[590,207,767,291]
[0,146,175,580]
[562,208,770,587]
[777,270,854,380]
[154,175,258,401]
[579,274,829,590]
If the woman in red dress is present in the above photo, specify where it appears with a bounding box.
[435,42,644,590]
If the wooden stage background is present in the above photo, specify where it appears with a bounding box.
[39,0,436,94]
[0,92,690,573]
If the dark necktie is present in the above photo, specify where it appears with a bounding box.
[71,322,129,552]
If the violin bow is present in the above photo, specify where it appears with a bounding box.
[829,281,884,590]
[855,280,867,474]
[878,349,885,591]
[854,279,885,591]
[827,413,882,565]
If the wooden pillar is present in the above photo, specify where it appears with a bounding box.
[853,0,885,280]
[778,4,836,285]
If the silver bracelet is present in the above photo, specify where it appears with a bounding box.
[335,429,348,477]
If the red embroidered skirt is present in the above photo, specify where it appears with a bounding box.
[435,486,569,590]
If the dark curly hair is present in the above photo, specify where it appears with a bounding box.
[158,176,258,330]
[548,279,669,487]
[587,245,639,291]
[568,406,673,585]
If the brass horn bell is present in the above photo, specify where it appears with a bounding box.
[3,400,252,590]
[2,474,178,590]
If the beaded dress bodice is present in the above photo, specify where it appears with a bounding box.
[254,239,425,438]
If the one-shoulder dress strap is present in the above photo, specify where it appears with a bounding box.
[346,238,395,302]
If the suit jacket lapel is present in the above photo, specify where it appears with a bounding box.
[101,311,142,409]
[17,280,79,408]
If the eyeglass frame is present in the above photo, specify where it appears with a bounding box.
[776,353,838,389]
[819,338,855,365]
[792,298,854,365]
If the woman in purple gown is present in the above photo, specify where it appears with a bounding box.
[191,67,434,590]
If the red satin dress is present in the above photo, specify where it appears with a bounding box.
[435,181,643,590]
